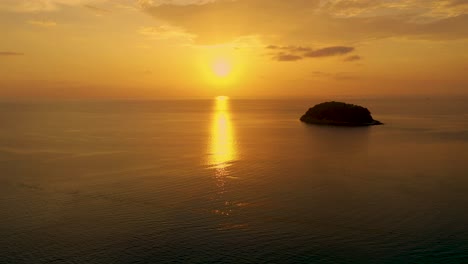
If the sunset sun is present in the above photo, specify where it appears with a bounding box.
[199,52,244,88]
[212,58,232,78]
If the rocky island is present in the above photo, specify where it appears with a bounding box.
[300,101,383,126]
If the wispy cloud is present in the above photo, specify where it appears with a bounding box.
[344,55,362,62]
[319,0,468,20]
[0,0,108,13]
[114,3,139,11]
[141,0,468,44]
[139,25,196,44]
[84,4,110,16]
[0,51,24,56]
[310,71,359,81]
[446,0,468,7]
[138,0,216,8]
[28,19,57,27]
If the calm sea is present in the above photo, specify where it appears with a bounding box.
[1,97,467,263]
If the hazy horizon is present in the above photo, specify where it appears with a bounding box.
[2,93,468,102]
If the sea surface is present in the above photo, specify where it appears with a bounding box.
[1,97,467,263]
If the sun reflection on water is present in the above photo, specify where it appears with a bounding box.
[208,96,241,219]
[209,96,236,168]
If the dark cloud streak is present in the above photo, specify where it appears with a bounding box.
[304,46,354,58]
[344,55,362,62]
[0,52,24,56]
[446,0,468,7]
[268,45,355,62]
[274,53,303,61]
[311,71,359,81]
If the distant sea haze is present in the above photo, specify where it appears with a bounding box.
[1,97,467,263]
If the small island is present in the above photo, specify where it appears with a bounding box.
[300,101,383,126]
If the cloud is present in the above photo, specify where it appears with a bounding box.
[267,45,313,52]
[140,0,468,44]
[0,52,24,56]
[304,46,354,58]
[138,0,217,8]
[310,71,359,80]
[0,0,108,13]
[140,69,152,75]
[84,4,110,15]
[274,53,303,62]
[231,35,263,48]
[320,0,468,20]
[268,45,355,62]
[344,55,362,62]
[319,0,388,17]
[268,45,341,53]
[333,72,359,80]
[139,25,196,44]
[28,19,57,27]
[114,3,140,11]
[447,0,468,7]
[141,0,323,44]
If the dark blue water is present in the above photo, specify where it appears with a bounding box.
[1,98,467,263]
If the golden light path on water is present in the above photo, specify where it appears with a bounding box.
[209,96,237,168]
[208,96,245,222]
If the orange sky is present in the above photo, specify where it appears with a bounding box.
[1,0,467,99]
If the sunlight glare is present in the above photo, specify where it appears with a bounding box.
[198,47,246,88]
[212,58,232,77]
[209,96,236,168]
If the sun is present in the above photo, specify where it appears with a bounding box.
[212,58,232,78]
[198,50,244,87]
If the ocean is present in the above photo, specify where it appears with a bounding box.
[1,97,467,263]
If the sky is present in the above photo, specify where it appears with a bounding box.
[1,0,467,99]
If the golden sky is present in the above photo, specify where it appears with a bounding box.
[1,0,467,99]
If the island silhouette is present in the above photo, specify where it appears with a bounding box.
[300,101,382,126]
